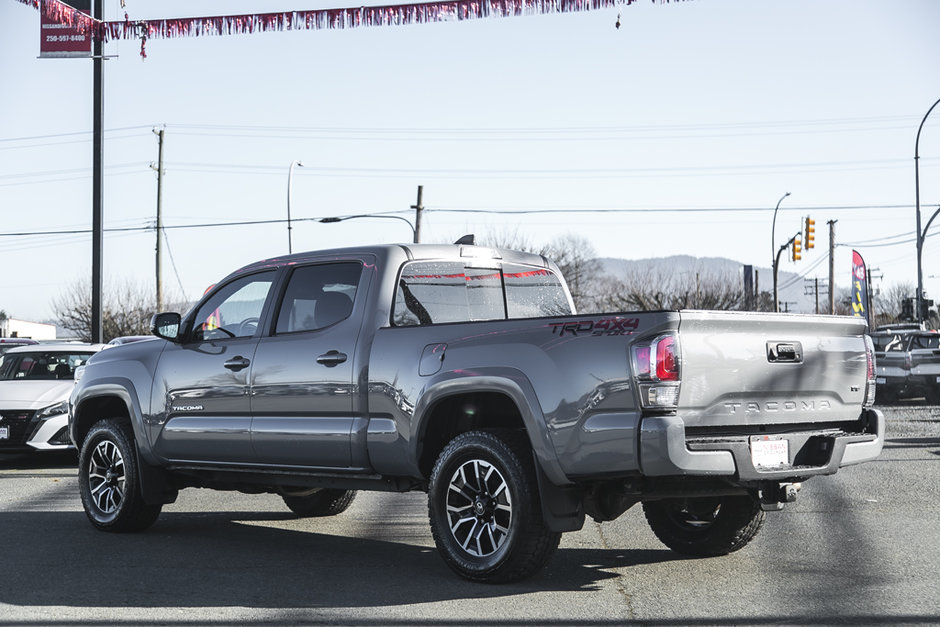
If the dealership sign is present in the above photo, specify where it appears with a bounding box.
[40,0,91,58]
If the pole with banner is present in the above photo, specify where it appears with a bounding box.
[851,250,871,328]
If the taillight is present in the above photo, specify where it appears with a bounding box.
[634,346,651,378]
[656,336,679,381]
[863,335,876,408]
[633,334,680,410]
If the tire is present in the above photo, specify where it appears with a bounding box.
[78,418,162,533]
[925,388,940,406]
[643,495,764,557]
[428,430,561,583]
[282,489,357,517]
[875,387,897,405]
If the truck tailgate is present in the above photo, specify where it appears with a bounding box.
[675,311,869,428]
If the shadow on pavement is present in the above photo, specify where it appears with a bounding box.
[0,509,682,610]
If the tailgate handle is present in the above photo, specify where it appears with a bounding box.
[767,342,802,363]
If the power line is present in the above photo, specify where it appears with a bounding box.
[4,117,930,145]
[4,204,940,240]
[779,254,830,291]
[163,157,933,179]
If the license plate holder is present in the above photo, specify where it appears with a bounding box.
[750,436,789,470]
[876,377,886,384]
[0,426,8,440]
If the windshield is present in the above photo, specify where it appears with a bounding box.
[0,351,95,381]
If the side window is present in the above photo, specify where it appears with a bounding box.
[395,262,467,326]
[504,264,572,318]
[191,271,276,342]
[275,262,362,334]
[465,268,505,322]
[393,262,505,326]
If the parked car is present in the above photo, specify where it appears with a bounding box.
[0,338,39,355]
[872,329,940,403]
[106,335,156,346]
[0,344,104,453]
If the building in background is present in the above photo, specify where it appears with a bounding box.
[0,317,56,341]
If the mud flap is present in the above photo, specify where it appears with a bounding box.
[136,447,179,505]
[534,460,585,532]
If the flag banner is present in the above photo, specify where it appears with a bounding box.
[18,0,690,54]
[851,249,870,327]
[39,0,92,58]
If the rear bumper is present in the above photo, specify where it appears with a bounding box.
[639,408,884,481]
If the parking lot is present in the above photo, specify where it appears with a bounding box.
[1,405,937,626]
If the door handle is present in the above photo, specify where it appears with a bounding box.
[223,356,251,371]
[316,350,347,367]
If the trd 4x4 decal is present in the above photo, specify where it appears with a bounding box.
[549,317,640,337]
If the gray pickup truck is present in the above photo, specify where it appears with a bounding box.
[69,241,883,582]
[872,327,940,403]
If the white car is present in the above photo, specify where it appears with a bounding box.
[0,344,104,453]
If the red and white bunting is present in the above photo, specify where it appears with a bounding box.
[17,0,690,48]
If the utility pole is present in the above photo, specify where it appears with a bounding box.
[915,97,940,325]
[410,185,423,244]
[869,267,883,327]
[152,128,165,311]
[770,192,791,312]
[91,0,104,343]
[754,270,759,311]
[804,278,821,314]
[828,220,837,314]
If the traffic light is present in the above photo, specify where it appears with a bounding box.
[804,216,815,249]
[902,298,914,321]
[921,298,934,322]
[792,236,802,261]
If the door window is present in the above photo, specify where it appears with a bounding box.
[191,271,276,341]
[275,262,362,334]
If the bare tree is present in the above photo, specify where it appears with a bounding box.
[872,281,914,325]
[476,230,601,312]
[537,235,600,312]
[592,266,745,312]
[52,277,185,342]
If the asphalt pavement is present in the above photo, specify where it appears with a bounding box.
[0,405,937,625]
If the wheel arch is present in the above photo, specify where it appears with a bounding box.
[70,382,141,450]
[71,381,177,506]
[412,372,558,479]
[412,372,584,532]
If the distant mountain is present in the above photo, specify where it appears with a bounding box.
[596,256,826,314]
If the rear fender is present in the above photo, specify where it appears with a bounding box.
[412,368,569,487]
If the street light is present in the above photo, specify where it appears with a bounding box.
[287,160,304,254]
[915,97,940,324]
[771,191,791,312]
[319,214,418,243]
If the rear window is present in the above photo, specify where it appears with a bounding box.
[394,261,570,326]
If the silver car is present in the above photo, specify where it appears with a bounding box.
[0,344,104,453]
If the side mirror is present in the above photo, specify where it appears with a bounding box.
[150,312,182,342]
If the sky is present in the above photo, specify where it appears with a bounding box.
[2,0,939,323]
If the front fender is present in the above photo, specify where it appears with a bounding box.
[70,378,156,465]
